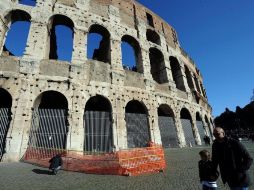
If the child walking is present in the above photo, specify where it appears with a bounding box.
[199,150,219,190]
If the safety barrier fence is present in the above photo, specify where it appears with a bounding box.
[22,144,166,176]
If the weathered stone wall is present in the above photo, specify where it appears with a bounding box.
[0,0,213,162]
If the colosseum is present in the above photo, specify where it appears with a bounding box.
[0,0,213,162]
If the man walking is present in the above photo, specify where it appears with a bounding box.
[212,127,253,190]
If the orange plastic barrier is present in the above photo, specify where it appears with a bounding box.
[23,144,166,176]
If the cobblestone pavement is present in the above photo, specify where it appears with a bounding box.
[0,143,253,190]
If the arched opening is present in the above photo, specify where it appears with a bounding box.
[18,0,36,6]
[84,95,113,153]
[149,48,167,84]
[146,12,154,27]
[158,104,178,148]
[184,65,194,90]
[87,24,110,63]
[28,91,69,150]
[146,29,161,46]
[48,15,74,61]
[180,108,195,146]
[169,56,186,91]
[125,100,150,148]
[2,10,31,57]
[196,112,206,145]
[121,35,142,73]
[0,88,12,161]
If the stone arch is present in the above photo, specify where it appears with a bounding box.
[146,29,161,46]
[180,108,195,146]
[125,100,150,148]
[169,56,186,91]
[87,24,111,63]
[158,104,178,148]
[28,91,69,150]
[0,88,12,161]
[121,35,142,73]
[33,90,68,109]
[184,65,194,90]
[47,14,74,61]
[84,95,113,153]
[2,9,31,56]
[149,47,168,84]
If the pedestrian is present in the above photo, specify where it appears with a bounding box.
[49,154,63,175]
[199,149,219,190]
[204,135,211,145]
[212,127,253,190]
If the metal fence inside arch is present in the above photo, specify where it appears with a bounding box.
[181,119,196,147]
[28,108,68,150]
[158,116,178,148]
[0,108,11,161]
[84,111,113,153]
[126,113,150,148]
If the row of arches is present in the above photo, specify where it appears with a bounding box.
[0,87,213,160]
[1,10,205,94]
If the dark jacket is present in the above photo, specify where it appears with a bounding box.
[212,137,253,187]
[49,155,63,169]
[199,160,219,181]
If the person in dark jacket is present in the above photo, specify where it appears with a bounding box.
[49,154,63,175]
[212,127,253,190]
[199,149,219,190]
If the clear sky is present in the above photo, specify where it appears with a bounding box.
[5,0,254,117]
[138,0,254,116]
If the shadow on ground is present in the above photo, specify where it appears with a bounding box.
[32,169,52,175]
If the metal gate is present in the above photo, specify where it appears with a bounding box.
[126,113,150,148]
[158,116,178,148]
[84,111,113,153]
[196,121,205,145]
[0,108,11,160]
[181,119,196,146]
[28,109,68,149]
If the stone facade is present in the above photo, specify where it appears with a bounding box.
[0,0,213,162]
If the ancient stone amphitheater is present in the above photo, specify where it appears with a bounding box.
[0,0,213,162]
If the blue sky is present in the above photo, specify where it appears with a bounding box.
[139,0,254,116]
[5,0,254,117]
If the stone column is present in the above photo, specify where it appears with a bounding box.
[113,98,128,150]
[66,85,84,152]
[150,106,162,145]
[113,98,127,150]
[191,114,202,145]
[71,28,87,64]
[110,36,125,86]
[174,116,186,147]
[3,77,34,161]
[23,21,49,60]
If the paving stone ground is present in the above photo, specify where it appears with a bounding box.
[0,143,254,190]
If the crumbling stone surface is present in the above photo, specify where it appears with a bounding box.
[0,0,213,162]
